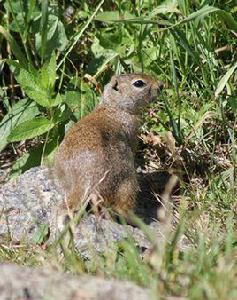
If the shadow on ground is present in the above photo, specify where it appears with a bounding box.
[136,171,173,224]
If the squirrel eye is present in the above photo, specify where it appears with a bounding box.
[112,80,119,91]
[133,80,146,88]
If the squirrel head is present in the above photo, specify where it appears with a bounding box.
[102,73,163,114]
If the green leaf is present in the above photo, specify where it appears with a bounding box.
[41,131,61,165]
[98,30,122,50]
[228,97,237,114]
[178,5,237,31]
[6,58,21,71]
[56,19,68,52]
[50,93,64,107]
[219,10,237,32]
[47,52,57,88]
[16,68,51,107]
[27,90,51,107]
[32,224,49,244]
[0,99,39,152]
[215,61,237,98]
[151,0,180,16]
[39,52,57,90]
[181,5,220,23]
[8,117,54,142]
[35,15,68,59]
[95,11,135,22]
[14,59,60,108]
[52,104,70,124]
[10,146,42,178]
[64,91,81,110]
[10,127,61,178]
[27,0,36,23]
[180,5,237,31]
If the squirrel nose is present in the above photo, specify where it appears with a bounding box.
[157,81,164,91]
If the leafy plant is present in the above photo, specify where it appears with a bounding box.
[0,1,237,299]
[1,0,236,175]
[0,0,103,173]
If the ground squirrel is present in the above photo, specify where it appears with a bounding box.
[54,73,163,223]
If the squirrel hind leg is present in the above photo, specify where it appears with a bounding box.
[56,189,84,232]
[57,189,105,230]
[112,178,138,217]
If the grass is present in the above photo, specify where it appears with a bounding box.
[0,0,236,299]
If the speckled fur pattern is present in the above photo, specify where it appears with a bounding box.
[54,73,163,218]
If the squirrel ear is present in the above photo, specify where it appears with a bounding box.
[111,77,119,91]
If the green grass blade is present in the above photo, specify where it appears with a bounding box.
[58,0,105,69]
[95,11,135,22]
[95,5,237,32]
[0,25,28,68]
[180,5,220,23]
[27,0,36,23]
[179,5,237,31]
[40,0,49,61]
[215,61,237,98]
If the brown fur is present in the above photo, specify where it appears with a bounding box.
[54,74,163,220]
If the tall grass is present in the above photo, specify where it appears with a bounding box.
[0,0,236,298]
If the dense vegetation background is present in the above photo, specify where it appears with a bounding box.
[0,0,236,298]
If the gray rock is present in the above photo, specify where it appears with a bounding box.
[0,167,61,242]
[0,263,150,300]
[0,167,167,256]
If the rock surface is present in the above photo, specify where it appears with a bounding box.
[0,167,60,243]
[0,167,167,256]
[0,263,150,300]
